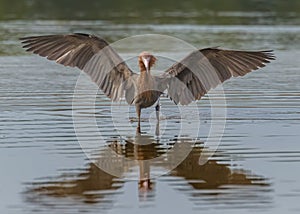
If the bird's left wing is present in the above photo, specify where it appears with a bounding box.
[159,48,275,105]
[21,33,137,102]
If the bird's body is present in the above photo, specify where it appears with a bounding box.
[20,33,275,132]
[136,71,160,108]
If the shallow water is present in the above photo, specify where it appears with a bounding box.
[1,14,300,214]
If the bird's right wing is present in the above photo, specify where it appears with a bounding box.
[21,33,137,103]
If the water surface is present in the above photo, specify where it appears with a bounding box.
[0,5,300,214]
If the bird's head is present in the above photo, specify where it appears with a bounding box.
[138,52,157,73]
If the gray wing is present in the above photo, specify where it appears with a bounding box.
[20,33,137,103]
[162,48,275,105]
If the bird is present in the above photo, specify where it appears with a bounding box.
[20,33,275,133]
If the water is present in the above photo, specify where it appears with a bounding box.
[1,3,300,214]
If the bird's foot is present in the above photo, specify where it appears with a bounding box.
[136,125,141,134]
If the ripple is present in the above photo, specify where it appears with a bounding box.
[1,26,300,213]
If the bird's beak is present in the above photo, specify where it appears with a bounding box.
[142,56,150,73]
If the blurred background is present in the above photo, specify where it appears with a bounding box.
[1,0,300,55]
[0,1,300,214]
[0,0,300,24]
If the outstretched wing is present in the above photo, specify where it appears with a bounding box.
[162,48,275,105]
[20,33,137,102]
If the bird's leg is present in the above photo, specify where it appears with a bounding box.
[155,100,160,136]
[136,106,141,133]
[155,100,160,121]
[155,119,160,136]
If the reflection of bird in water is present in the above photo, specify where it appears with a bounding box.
[27,136,269,205]
[28,163,123,204]
[21,34,275,132]
[107,133,163,193]
[170,142,269,189]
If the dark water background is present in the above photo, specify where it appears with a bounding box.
[0,1,300,213]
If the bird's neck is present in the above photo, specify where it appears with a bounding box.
[139,71,154,91]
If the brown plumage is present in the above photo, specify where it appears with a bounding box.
[20,33,275,132]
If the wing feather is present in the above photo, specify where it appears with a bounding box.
[21,33,137,103]
[162,48,275,105]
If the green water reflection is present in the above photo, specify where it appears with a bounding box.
[0,0,299,24]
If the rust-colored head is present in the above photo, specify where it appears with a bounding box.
[138,52,157,73]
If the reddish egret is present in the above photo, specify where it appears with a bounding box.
[21,33,275,132]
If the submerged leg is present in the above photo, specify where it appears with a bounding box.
[136,106,141,133]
